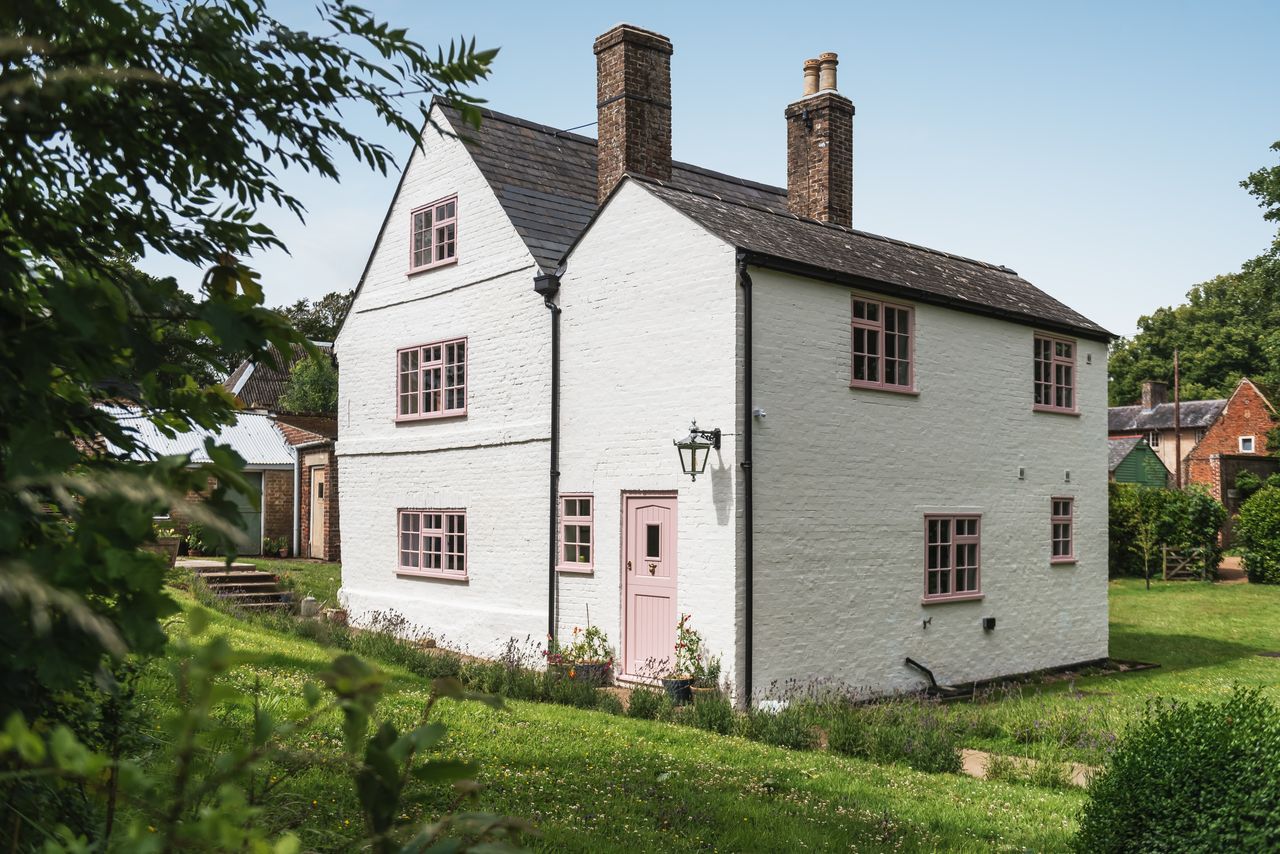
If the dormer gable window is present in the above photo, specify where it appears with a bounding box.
[410,195,458,273]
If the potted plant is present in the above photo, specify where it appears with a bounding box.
[690,653,722,700]
[142,524,182,568]
[185,522,209,557]
[262,536,289,558]
[545,625,614,686]
[663,613,704,704]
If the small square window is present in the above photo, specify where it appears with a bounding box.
[1240,436,1256,453]
[558,494,594,572]
[409,195,458,273]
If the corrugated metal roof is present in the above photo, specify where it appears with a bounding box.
[100,406,294,468]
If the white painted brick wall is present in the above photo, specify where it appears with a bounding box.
[555,181,740,682]
[749,268,1109,695]
[336,106,552,654]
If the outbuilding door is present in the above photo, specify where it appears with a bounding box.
[230,471,263,555]
[309,466,326,558]
[622,494,678,678]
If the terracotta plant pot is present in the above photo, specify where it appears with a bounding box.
[278,547,289,558]
[689,685,718,701]
[662,676,695,705]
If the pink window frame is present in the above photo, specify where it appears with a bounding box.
[395,337,467,422]
[1033,333,1078,414]
[396,508,468,580]
[850,295,915,393]
[1051,497,1075,564]
[408,194,458,274]
[557,493,594,574]
[922,513,983,603]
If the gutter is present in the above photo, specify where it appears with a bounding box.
[533,270,563,644]
[737,253,755,706]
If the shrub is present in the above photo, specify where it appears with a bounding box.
[1109,483,1225,578]
[546,671,601,709]
[1075,689,1280,852]
[827,700,962,774]
[595,692,625,716]
[1236,485,1280,583]
[690,691,736,735]
[744,705,817,751]
[626,687,668,720]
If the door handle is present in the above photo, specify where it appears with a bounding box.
[626,560,632,572]
[648,563,657,574]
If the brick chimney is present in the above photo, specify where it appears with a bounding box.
[594,24,673,204]
[785,52,854,227]
[1141,380,1168,410]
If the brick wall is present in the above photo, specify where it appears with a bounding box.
[785,91,854,226]
[593,25,672,204]
[1185,380,1277,497]
[262,469,293,547]
[299,446,341,562]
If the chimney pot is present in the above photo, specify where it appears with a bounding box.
[818,51,839,91]
[593,24,673,204]
[802,58,820,96]
[785,52,854,227]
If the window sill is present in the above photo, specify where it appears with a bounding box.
[406,257,458,277]
[921,593,984,606]
[850,382,919,396]
[1050,558,1077,566]
[556,565,594,575]
[396,570,469,582]
[1032,405,1080,416]
[395,411,467,424]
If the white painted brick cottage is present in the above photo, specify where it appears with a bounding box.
[336,24,1112,700]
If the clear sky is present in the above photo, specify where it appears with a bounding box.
[141,0,1279,337]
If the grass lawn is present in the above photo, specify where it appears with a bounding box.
[956,578,1280,762]
[141,599,1085,852]
[133,577,1280,851]
[241,557,342,606]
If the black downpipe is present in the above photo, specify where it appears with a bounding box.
[737,254,754,705]
[534,272,562,643]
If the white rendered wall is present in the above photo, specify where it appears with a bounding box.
[335,106,551,654]
[749,267,1109,696]
[555,181,740,684]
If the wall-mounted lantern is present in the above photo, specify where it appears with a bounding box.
[673,420,721,481]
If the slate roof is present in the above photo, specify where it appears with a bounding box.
[442,103,1109,340]
[100,406,294,468]
[223,342,333,412]
[1107,399,1227,433]
[444,104,790,273]
[1108,436,1144,472]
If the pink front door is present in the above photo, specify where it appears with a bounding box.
[622,494,678,677]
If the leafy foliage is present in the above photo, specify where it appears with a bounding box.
[1108,483,1225,578]
[0,610,525,852]
[274,290,355,343]
[278,351,339,414]
[826,700,963,774]
[1109,141,1280,405]
[1075,689,1280,853]
[1235,484,1280,583]
[1,0,494,841]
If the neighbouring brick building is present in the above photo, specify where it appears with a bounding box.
[276,414,341,562]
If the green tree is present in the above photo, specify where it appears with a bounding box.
[1109,142,1280,405]
[275,289,355,343]
[279,353,339,413]
[0,0,493,740]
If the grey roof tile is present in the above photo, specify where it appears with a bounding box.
[1108,399,1227,432]
[1108,436,1143,472]
[440,103,1108,339]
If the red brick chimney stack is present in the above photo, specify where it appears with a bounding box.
[594,24,673,205]
[785,52,855,227]
[1141,380,1168,410]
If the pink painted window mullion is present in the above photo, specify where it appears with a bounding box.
[1051,498,1074,562]
[925,514,981,600]
[852,297,913,391]
[409,195,458,273]
[1034,335,1076,412]
[399,509,466,577]
[559,495,593,570]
